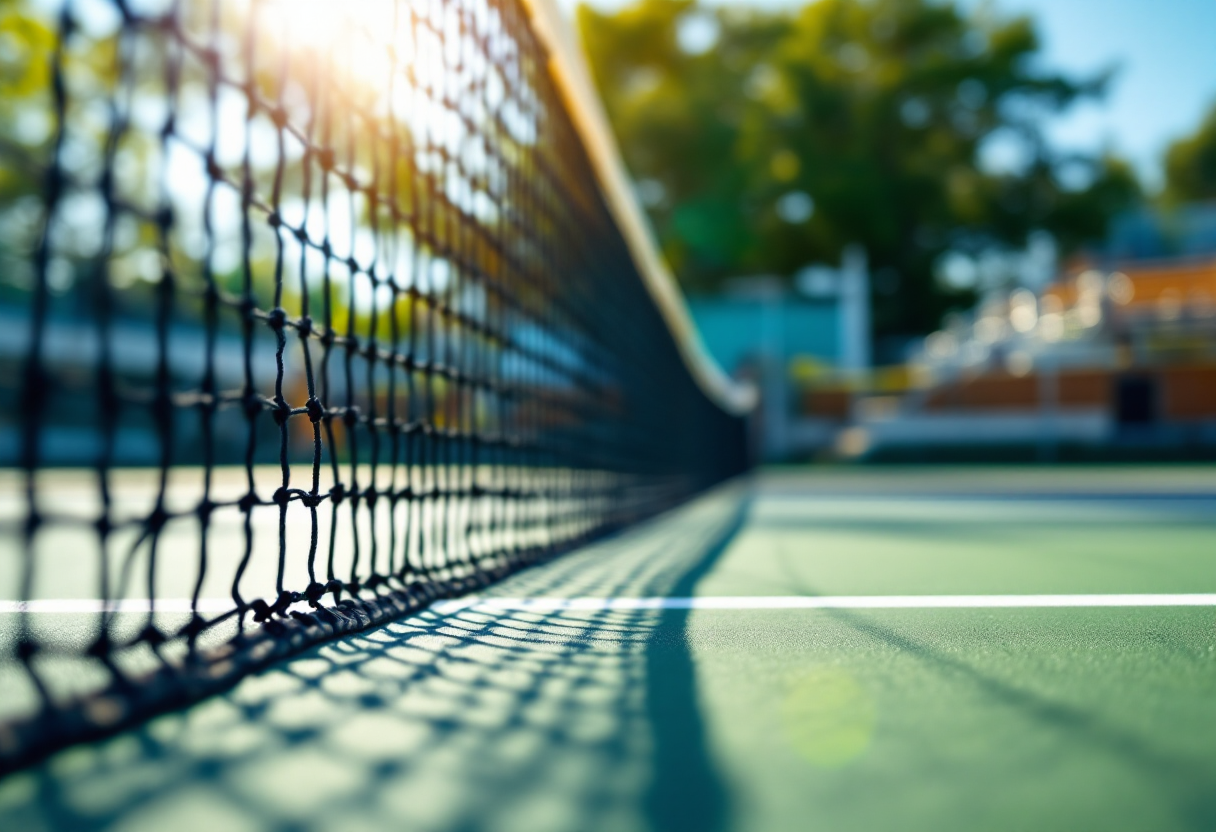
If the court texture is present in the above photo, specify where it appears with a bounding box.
[1,464,1214,831]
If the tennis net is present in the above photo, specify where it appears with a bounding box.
[0,0,752,771]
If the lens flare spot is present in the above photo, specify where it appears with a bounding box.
[782,667,875,767]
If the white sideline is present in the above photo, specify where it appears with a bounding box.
[6,595,1216,614]
[0,599,235,614]
[434,594,1216,612]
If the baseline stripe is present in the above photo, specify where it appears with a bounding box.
[4,594,1216,615]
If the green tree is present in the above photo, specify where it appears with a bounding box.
[578,0,1140,342]
[1163,100,1216,204]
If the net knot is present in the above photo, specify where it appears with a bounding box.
[146,506,169,533]
[238,491,258,513]
[266,211,282,229]
[329,483,345,505]
[296,316,313,337]
[305,397,325,423]
[271,591,295,616]
[317,147,335,170]
[249,598,273,622]
[300,492,323,508]
[242,392,263,419]
[342,407,360,427]
[271,398,291,426]
[271,487,289,506]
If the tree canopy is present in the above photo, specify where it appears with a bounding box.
[1163,99,1216,204]
[578,0,1140,344]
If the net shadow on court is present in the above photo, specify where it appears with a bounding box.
[814,604,1216,829]
[0,483,750,832]
[709,479,1216,831]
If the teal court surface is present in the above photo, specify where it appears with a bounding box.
[2,466,1216,831]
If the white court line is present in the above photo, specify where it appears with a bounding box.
[432,594,1216,612]
[4,594,1216,615]
[0,599,234,614]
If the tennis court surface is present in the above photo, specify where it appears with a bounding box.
[2,465,1215,832]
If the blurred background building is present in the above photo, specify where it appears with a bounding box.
[854,202,1216,460]
[681,201,1216,463]
[688,245,869,459]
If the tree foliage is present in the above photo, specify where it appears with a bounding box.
[1163,99,1216,204]
[578,0,1140,340]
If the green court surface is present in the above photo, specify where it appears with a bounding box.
[2,466,1216,831]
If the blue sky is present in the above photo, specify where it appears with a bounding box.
[970,0,1216,191]
[565,0,1216,191]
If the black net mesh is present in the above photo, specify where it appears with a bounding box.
[0,0,748,771]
